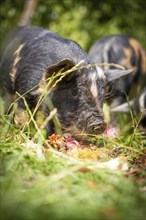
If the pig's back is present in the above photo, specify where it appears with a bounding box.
[0,26,89,96]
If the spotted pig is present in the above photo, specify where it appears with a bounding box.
[89,35,146,108]
[0,27,134,136]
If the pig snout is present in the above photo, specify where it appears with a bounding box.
[87,116,107,134]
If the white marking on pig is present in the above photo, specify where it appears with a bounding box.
[96,66,106,79]
[9,43,25,85]
[90,67,105,98]
[90,72,98,98]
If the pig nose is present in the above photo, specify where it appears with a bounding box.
[88,117,107,134]
[93,121,107,134]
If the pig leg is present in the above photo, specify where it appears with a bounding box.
[13,97,29,125]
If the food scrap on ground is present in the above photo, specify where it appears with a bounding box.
[47,134,129,171]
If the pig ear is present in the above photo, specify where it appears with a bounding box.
[46,58,75,78]
[104,68,136,82]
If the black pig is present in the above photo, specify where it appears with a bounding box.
[0,26,134,136]
[89,35,146,108]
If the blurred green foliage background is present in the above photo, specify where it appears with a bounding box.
[0,0,145,52]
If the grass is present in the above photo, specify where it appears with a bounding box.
[0,112,146,220]
[0,66,146,220]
